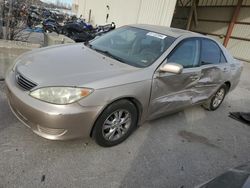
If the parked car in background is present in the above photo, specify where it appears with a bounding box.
[5,24,242,147]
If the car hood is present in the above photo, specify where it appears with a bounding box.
[15,44,143,89]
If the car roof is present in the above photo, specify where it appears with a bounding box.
[129,24,202,38]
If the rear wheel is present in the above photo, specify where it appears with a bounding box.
[202,84,227,111]
[93,100,138,147]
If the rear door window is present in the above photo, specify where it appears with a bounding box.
[201,39,225,65]
[220,52,227,63]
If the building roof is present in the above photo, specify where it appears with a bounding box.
[130,24,202,38]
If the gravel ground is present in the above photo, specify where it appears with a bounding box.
[0,63,249,188]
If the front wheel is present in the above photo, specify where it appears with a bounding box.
[93,100,138,147]
[202,84,227,111]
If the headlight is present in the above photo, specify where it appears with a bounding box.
[30,87,93,105]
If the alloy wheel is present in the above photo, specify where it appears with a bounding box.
[212,88,225,108]
[102,110,131,141]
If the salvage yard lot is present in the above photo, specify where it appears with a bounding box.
[0,63,249,188]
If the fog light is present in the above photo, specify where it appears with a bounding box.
[37,125,67,136]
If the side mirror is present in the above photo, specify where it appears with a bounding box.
[159,63,183,74]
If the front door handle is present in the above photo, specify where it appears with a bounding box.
[190,75,200,81]
[223,67,229,72]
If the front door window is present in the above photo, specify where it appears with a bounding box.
[168,39,200,68]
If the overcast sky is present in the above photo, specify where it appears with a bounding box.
[41,0,72,5]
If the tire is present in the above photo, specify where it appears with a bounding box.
[202,84,227,111]
[93,100,138,147]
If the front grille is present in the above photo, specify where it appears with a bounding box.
[16,72,37,91]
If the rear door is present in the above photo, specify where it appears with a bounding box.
[193,38,231,103]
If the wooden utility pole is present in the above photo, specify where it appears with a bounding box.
[223,0,243,47]
[0,0,4,39]
[6,0,13,40]
[186,0,198,31]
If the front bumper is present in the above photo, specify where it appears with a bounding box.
[5,71,103,140]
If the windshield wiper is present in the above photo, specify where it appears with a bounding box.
[84,41,92,48]
[92,48,126,63]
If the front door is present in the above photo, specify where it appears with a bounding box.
[148,38,202,120]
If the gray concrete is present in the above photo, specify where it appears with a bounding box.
[0,39,74,79]
[14,30,45,46]
[0,40,40,79]
[44,32,75,47]
[0,63,250,188]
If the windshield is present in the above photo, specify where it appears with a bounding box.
[89,26,176,68]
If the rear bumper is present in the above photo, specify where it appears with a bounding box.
[5,71,103,140]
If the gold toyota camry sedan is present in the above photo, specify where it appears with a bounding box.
[6,24,242,147]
